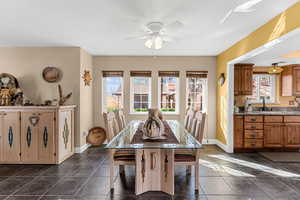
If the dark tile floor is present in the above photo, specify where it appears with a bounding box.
[1,145,300,199]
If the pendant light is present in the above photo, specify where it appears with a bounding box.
[268,62,284,74]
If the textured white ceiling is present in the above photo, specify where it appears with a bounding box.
[0,0,298,55]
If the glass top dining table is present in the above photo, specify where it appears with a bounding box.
[105,120,202,149]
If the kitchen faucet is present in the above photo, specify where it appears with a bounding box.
[260,96,269,111]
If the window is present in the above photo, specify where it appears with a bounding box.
[130,71,152,113]
[158,71,179,113]
[102,71,123,112]
[248,74,276,104]
[186,74,208,112]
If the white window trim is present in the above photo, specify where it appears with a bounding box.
[129,77,152,114]
[158,77,180,115]
[101,77,124,113]
[186,78,208,112]
[248,74,276,104]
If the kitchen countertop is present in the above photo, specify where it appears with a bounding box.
[235,111,300,115]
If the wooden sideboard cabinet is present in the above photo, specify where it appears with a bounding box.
[281,64,300,96]
[234,63,254,96]
[0,105,75,164]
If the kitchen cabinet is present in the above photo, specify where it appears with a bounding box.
[281,64,300,96]
[234,114,300,150]
[293,66,300,96]
[0,112,21,162]
[234,67,241,95]
[234,64,254,95]
[0,106,75,164]
[284,123,300,148]
[234,116,244,148]
[264,123,284,147]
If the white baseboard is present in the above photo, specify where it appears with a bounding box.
[202,139,232,153]
[201,139,217,145]
[75,143,91,153]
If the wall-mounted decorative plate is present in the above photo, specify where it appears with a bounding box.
[42,67,61,83]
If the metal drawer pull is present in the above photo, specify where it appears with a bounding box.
[251,119,256,122]
[250,133,256,137]
[251,126,256,129]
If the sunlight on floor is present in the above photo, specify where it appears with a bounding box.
[209,154,300,177]
[199,159,255,177]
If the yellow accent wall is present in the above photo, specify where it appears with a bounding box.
[216,2,300,144]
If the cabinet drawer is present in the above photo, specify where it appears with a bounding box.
[245,115,263,123]
[264,116,283,123]
[244,123,263,130]
[244,130,264,139]
[244,139,263,148]
[284,116,300,123]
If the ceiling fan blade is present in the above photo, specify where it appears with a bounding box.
[164,20,184,31]
[125,34,151,40]
[235,0,263,12]
[220,9,233,24]
[161,35,174,42]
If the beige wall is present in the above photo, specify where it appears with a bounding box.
[79,49,94,147]
[0,47,95,149]
[93,56,217,140]
[0,47,80,104]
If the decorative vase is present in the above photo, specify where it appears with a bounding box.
[142,109,164,138]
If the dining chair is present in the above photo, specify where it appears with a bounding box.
[184,108,195,132]
[103,112,135,191]
[114,109,127,130]
[175,112,207,193]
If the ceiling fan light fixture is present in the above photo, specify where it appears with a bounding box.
[145,39,153,49]
[154,36,163,50]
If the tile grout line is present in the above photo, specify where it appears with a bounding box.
[6,176,40,199]
[38,154,108,199]
[73,156,109,197]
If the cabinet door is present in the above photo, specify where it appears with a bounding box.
[21,112,38,162]
[234,116,244,148]
[281,66,293,96]
[234,67,241,95]
[241,65,253,95]
[1,112,21,162]
[293,66,300,96]
[264,124,284,147]
[38,112,55,163]
[284,123,300,148]
[58,110,73,162]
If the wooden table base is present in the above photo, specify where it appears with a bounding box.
[135,149,174,195]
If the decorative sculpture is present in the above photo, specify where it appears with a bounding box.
[82,70,92,86]
[58,84,72,106]
[142,108,165,139]
[0,73,23,106]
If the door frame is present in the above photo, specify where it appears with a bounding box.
[225,27,300,153]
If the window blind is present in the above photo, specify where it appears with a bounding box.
[102,71,124,77]
[186,71,208,78]
[158,71,180,77]
[130,71,152,77]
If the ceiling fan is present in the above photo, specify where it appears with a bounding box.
[126,21,183,50]
[220,0,264,24]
